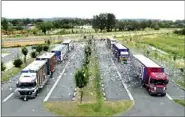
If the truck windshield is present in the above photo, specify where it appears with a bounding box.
[150,79,168,85]
[17,82,36,88]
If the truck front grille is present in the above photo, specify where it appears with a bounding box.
[156,87,163,93]
[19,91,32,95]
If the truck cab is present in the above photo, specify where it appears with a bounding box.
[16,73,38,100]
[147,72,169,96]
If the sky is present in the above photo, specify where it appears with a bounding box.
[2,1,185,21]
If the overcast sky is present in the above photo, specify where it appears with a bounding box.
[2,1,185,20]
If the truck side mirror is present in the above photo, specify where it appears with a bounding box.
[167,79,169,84]
[165,79,169,84]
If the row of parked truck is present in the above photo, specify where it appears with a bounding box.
[107,37,169,96]
[16,40,73,100]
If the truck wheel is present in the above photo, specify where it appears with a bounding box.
[141,81,145,88]
[148,90,153,96]
[36,90,39,96]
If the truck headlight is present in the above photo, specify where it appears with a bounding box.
[154,87,156,90]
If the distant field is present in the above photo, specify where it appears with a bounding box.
[2,28,175,40]
[2,39,62,48]
[2,28,95,39]
[2,40,45,47]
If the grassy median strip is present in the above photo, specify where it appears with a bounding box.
[173,99,185,107]
[1,58,34,83]
[44,40,134,116]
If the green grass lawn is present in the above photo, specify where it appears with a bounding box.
[174,99,185,107]
[176,80,185,89]
[139,34,184,57]
[44,100,133,116]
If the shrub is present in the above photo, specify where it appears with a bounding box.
[13,59,23,68]
[36,45,43,53]
[30,51,37,58]
[43,45,49,51]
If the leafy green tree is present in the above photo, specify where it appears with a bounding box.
[75,68,88,103]
[21,47,28,64]
[106,13,116,32]
[36,22,54,35]
[1,62,6,71]
[1,18,9,34]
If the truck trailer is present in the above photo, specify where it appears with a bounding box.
[16,60,48,100]
[107,37,116,49]
[62,40,73,52]
[133,55,169,96]
[112,43,129,63]
[36,52,56,76]
[51,45,68,62]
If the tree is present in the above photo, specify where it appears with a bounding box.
[13,59,23,68]
[43,45,49,51]
[92,13,107,32]
[30,51,37,58]
[1,62,6,71]
[36,22,54,35]
[74,68,88,103]
[1,18,9,34]
[106,13,116,32]
[36,45,43,53]
[46,40,51,45]
[21,47,28,64]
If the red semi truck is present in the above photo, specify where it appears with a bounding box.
[133,54,169,96]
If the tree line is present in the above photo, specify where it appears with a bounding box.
[2,13,185,34]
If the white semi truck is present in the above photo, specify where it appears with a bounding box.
[16,60,48,100]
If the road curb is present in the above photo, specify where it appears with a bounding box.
[171,80,185,91]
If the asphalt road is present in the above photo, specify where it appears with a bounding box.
[2,47,32,63]
[98,41,185,116]
[1,42,84,116]
[47,43,85,101]
[96,41,130,100]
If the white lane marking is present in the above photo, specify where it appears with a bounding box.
[166,93,173,100]
[106,49,134,100]
[2,88,17,103]
[43,53,76,102]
